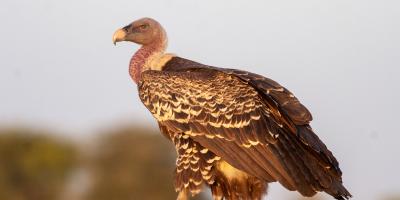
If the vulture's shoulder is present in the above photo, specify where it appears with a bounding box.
[162,56,312,125]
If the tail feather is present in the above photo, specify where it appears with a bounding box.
[294,125,352,199]
[325,181,352,200]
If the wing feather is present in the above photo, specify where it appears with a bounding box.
[162,57,341,175]
[139,67,350,198]
[221,69,313,125]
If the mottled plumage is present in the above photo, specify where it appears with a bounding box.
[113,17,351,200]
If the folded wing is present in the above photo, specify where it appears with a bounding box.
[139,67,350,199]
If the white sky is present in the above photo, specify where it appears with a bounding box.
[1,0,400,199]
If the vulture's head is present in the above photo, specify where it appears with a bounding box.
[112,18,166,46]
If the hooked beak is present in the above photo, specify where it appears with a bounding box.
[112,28,128,45]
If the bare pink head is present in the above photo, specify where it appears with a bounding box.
[113,17,167,47]
[113,18,168,83]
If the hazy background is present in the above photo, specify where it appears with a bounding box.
[1,0,399,199]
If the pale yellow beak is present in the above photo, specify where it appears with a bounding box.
[112,28,127,45]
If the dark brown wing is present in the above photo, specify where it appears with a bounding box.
[221,68,342,175]
[138,68,351,199]
[221,69,312,125]
[163,57,312,125]
[164,57,341,175]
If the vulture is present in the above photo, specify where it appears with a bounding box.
[112,17,351,200]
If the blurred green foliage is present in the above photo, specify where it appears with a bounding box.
[0,128,77,200]
[383,195,400,200]
[86,127,175,200]
[85,126,206,200]
[2,125,398,200]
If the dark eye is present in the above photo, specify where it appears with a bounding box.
[139,24,149,30]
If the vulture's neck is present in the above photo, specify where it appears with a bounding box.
[129,38,174,83]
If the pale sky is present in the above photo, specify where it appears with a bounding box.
[1,0,399,199]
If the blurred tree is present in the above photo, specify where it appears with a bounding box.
[85,126,206,200]
[383,195,400,200]
[0,128,77,200]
